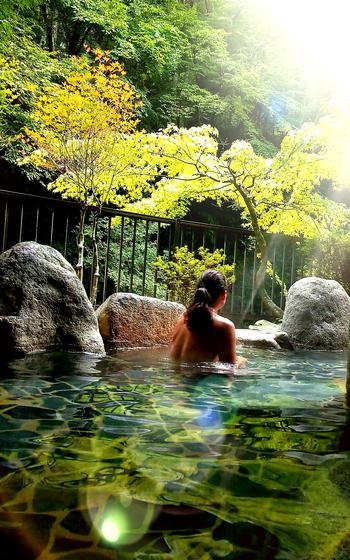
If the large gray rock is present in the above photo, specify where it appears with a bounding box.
[0,242,105,358]
[96,292,185,349]
[282,277,350,350]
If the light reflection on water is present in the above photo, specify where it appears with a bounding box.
[0,347,349,559]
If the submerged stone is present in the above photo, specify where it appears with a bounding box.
[0,241,105,358]
[96,292,185,349]
[282,277,350,350]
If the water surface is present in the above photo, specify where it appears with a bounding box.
[0,347,349,560]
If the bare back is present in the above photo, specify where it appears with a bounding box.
[170,312,238,364]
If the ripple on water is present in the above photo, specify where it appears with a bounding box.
[0,347,348,560]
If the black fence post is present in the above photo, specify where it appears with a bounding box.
[0,189,306,314]
[171,219,181,256]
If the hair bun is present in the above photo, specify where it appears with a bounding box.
[194,287,212,305]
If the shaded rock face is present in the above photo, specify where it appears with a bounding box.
[281,277,350,350]
[96,292,185,348]
[0,242,105,358]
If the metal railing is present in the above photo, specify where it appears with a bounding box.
[0,189,305,321]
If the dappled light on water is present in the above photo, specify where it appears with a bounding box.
[0,348,348,558]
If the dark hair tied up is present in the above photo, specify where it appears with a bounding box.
[185,269,227,335]
[193,287,212,305]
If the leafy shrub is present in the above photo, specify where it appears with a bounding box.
[153,246,235,306]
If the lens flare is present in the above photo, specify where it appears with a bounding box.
[101,517,121,543]
[196,406,222,429]
[188,374,231,446]
[253,0,350,99]
[87,491,159,547]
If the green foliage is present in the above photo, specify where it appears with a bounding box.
[153,245,235,306]
[117,2,185,83]
[0,0,324,159]
[0,0,42,43]
[136,0,319,151]
[128,117,349,317]
[0,56,18,127]
[305,230,350,295]
[0,35,77,159]
[21,48,145,208]
[19,49,157,302]
[131,122,348,240]
[133,119,347,236]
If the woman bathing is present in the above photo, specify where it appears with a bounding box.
[170,270,246,367]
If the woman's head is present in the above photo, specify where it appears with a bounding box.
[185,270,227,334]
[196,269,227,306]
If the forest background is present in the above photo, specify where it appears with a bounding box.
[1,0,350,314]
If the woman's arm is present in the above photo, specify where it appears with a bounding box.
[219,322,246,368]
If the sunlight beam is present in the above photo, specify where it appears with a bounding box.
[252,0,350,101]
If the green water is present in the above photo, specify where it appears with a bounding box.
[0,348,349,560]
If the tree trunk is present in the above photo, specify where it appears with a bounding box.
[255,241,284,320]
[90,209,101,307]
[76,207,87,281]
[40,4,55,51]
[67,21,84,55]
[235,184,283,319]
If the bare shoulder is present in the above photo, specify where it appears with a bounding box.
[172,313,186,337]
[214,314,235,333]
[175,313,186,327]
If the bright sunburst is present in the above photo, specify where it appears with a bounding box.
[255,0,350,100]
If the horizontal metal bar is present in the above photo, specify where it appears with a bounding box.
[0,189,80,207]
[176,219,253,235]
[0,189,258,236]
[0,190,175,225]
